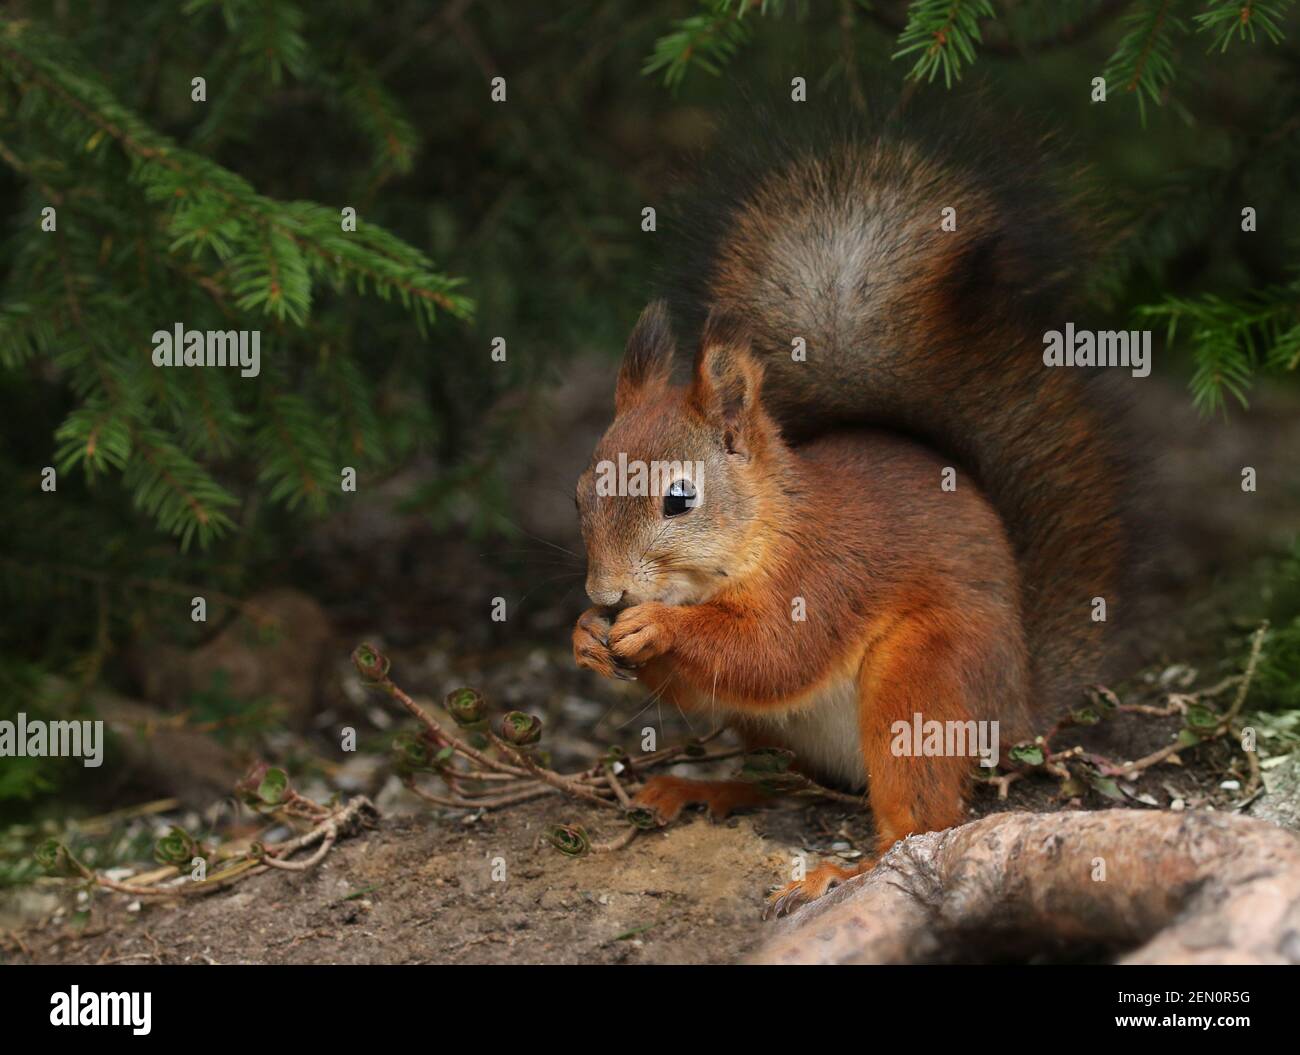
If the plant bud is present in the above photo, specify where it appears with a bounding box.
[154,826,202,869]
[545,823,590,857]
[351,643,390,681]
[445,687,487,727]
[499,711,543,747]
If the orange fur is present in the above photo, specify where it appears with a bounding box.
[578,407,1033,884]
[632,775,771,823]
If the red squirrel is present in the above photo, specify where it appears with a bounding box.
[571,115,1137,915]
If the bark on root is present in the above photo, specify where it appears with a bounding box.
[752,809,1300,965]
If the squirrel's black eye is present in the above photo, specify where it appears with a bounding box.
[663,478,697,518]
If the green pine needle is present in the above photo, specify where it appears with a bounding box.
[892,0,996,88]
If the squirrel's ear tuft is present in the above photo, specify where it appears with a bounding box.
[690,307,764,453]
[616,300,676,412]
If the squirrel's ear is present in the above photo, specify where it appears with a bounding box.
[616,300,676,412]
[689,307,764,454]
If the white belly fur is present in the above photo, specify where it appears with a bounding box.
[719,674,866,790]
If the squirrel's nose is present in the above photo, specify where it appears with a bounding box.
[586,581,625,607]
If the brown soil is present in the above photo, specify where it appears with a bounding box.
[6,698,1256,965]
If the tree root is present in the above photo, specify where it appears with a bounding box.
[752,809,1300,965]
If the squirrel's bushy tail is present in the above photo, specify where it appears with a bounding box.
[666,99,1141,715]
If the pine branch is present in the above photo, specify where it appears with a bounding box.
[643,0,775,89]
[0,25,470,327]
[866,1,1136,58]
[892,0,997,87]
[0,301,57,367]
[1138,284,1300,414]
[0,17,474,548]
[170,366,247,459]
[125,426,239,549]
[1195,0,1295,51]
[53,402,132,480]
[335,57,418,181]
[254,391,336,513]
[1102,0,1189,123]
[320,352,382,462]
[183,0,310,86]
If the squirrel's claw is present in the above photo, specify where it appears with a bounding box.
[763,886,804,921]
[759,878,811,919]
[574,606,641,681]
[763,859,876,921]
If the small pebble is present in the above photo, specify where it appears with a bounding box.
[1158,664,1198,689]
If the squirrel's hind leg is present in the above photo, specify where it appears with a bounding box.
[632,775,771,824]
[630,724,803,824]
[764,609,1013,919]
[858,609,986,857]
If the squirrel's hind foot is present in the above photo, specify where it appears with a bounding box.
[632,775,772,824]
[763,858,876,920]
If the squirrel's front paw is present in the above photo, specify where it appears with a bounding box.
[609,603,676,666]
[573,607,638,681]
